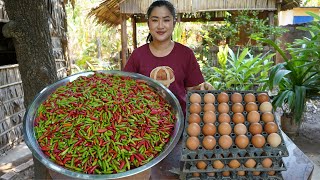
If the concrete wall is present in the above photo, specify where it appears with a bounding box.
[279,7,320,25]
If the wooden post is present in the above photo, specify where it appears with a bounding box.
[132,15,137,49]
[268,11,275,41]
[121,14,128,70]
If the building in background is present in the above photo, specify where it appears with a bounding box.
[279,0,320,26]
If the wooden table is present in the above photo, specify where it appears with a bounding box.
[150,131,314,180]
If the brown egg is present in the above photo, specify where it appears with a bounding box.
[268,171,275,176]
[217,92,229,103]
[218,103,229,113]
[235,135,249,149]
[232,103,244,113]
[252,171,261,176]
[219,135,232,149]
[232,113,245,124]
[257,93,269,103]
[204,103,216,112]
[244,159,256,168]
[228,159,240,169]
[218,122,232,135]
[222,171,230,177]
[204,93,215,104]
[188,113,201,124]
[237,171,245,176]
[261,112,275,123]
[218,113,231,123]
[186,136,200,150]
[234,123,247,135]
[251,134,266,148]
[189,93,201,103]
[262,158,273,168]
[202,135,216,150]
[189,103,202,114]
[244,93,256,103]
[267,133,282,147]
[207,172,215,177]
[196,161,207,169]
[187,123,201,137]
[259,102,273,113]
[249,123,263,135]
[203,111,216,123]
[231,92,243,103]
[245,102,258,112]
[247,111,260,123]
[264,122,278,134]
[212,160,224,169]
[192,172,200,177]
[202,123,216,136]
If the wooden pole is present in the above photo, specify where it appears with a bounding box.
[132,15,137,49]
[121,14,128,70]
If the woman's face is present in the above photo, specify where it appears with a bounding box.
[148,6,175,43]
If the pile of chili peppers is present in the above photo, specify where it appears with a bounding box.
[34,72,176,174]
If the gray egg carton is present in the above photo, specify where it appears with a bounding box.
[182,157,286,173]
[180,170,284,180]
[182,90,289,162]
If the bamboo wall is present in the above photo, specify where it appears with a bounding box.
[0,65,24,154]
[48,0,69,79]
[120,0,277,14]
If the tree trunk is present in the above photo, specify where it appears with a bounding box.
[3,1,58,179]
[2,0,58,107]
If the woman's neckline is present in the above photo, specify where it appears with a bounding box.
[148,41,175,58]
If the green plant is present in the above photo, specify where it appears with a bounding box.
[255,12,320,124]
[203,45,274,91]
[200,11,287,48]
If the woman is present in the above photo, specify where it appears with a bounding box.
[124,0,213,116]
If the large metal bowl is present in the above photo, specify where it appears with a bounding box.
[23,70,184,179]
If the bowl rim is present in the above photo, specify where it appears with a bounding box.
[23,70,184,179]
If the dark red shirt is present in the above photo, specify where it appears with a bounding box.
[124,42,204,115]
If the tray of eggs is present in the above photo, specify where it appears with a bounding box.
[181,91,289,161]
[181,169,284,180]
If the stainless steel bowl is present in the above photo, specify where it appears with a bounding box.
[23,70,184,179]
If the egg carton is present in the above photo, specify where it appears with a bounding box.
[181,157,286,173]
[181,131,288,161]
[180,170,284,180]
[182,90,289,161]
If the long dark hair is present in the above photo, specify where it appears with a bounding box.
[146,0,176,43]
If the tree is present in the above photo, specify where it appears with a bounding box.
[2,0,59,179]
[2,0,58,107]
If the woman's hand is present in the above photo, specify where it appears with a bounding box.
[187,82,214,91]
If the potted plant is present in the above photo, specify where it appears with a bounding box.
[255,12,320,136]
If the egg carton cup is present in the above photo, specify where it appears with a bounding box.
[180,170,284,180]
[181,157,286,173]
[184,90,289,161]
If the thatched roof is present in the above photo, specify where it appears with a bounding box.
[89,0,301,27]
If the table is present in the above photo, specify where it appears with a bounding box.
[150,131,314,180]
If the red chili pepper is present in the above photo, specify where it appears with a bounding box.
[119,160,125,170]
[41,146,51,151]
[97,129,108,133]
